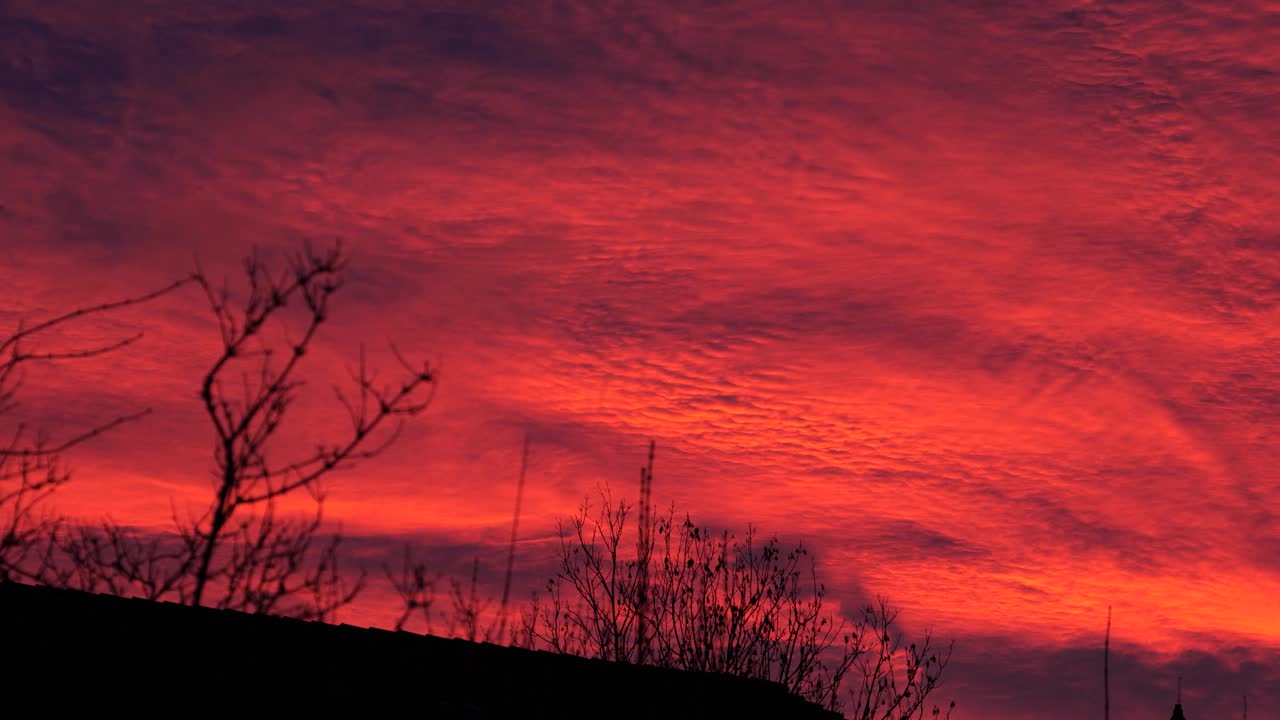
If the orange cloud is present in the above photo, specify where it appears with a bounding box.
[2,1,1277,716]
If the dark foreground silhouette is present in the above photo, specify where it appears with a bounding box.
[0,581,841,718]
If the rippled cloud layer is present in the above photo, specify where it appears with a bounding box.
[3,1,1278,716]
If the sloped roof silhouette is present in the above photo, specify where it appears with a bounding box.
[1169,702,1187,720]
[0,580,841,719]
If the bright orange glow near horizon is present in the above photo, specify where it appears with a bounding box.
[2,1,1278,717]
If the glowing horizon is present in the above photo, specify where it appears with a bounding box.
[2,1,1278,716]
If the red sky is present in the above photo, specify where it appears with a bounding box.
[2,1,1278,716]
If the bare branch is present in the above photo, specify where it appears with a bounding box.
[0,276,194,361]
[46,242,434,623]
[0,277,190,580]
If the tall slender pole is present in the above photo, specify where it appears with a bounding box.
[496,433,529,643]
[1104,605,1111,720]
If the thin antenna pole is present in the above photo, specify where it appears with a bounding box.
[1104,605,1111,720]
[1243,690,1247,720]
[496,433,529,643]
[1177,674,1182,704]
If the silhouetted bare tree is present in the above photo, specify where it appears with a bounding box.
[519,479,954,719]
[386,544,441,633]
[386,549,504,641]
[386,434,530,641]
[0,280,188,582]
[48,242,436,620]
[844,598,955,720]
[447,557,494,641]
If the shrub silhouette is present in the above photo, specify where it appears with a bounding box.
[517,478,955,719]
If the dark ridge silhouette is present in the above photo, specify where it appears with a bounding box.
[0,581,841,719]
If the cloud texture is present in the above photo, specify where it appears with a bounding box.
[2,1,1278,716]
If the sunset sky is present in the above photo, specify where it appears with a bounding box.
[3,1,1278,717]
